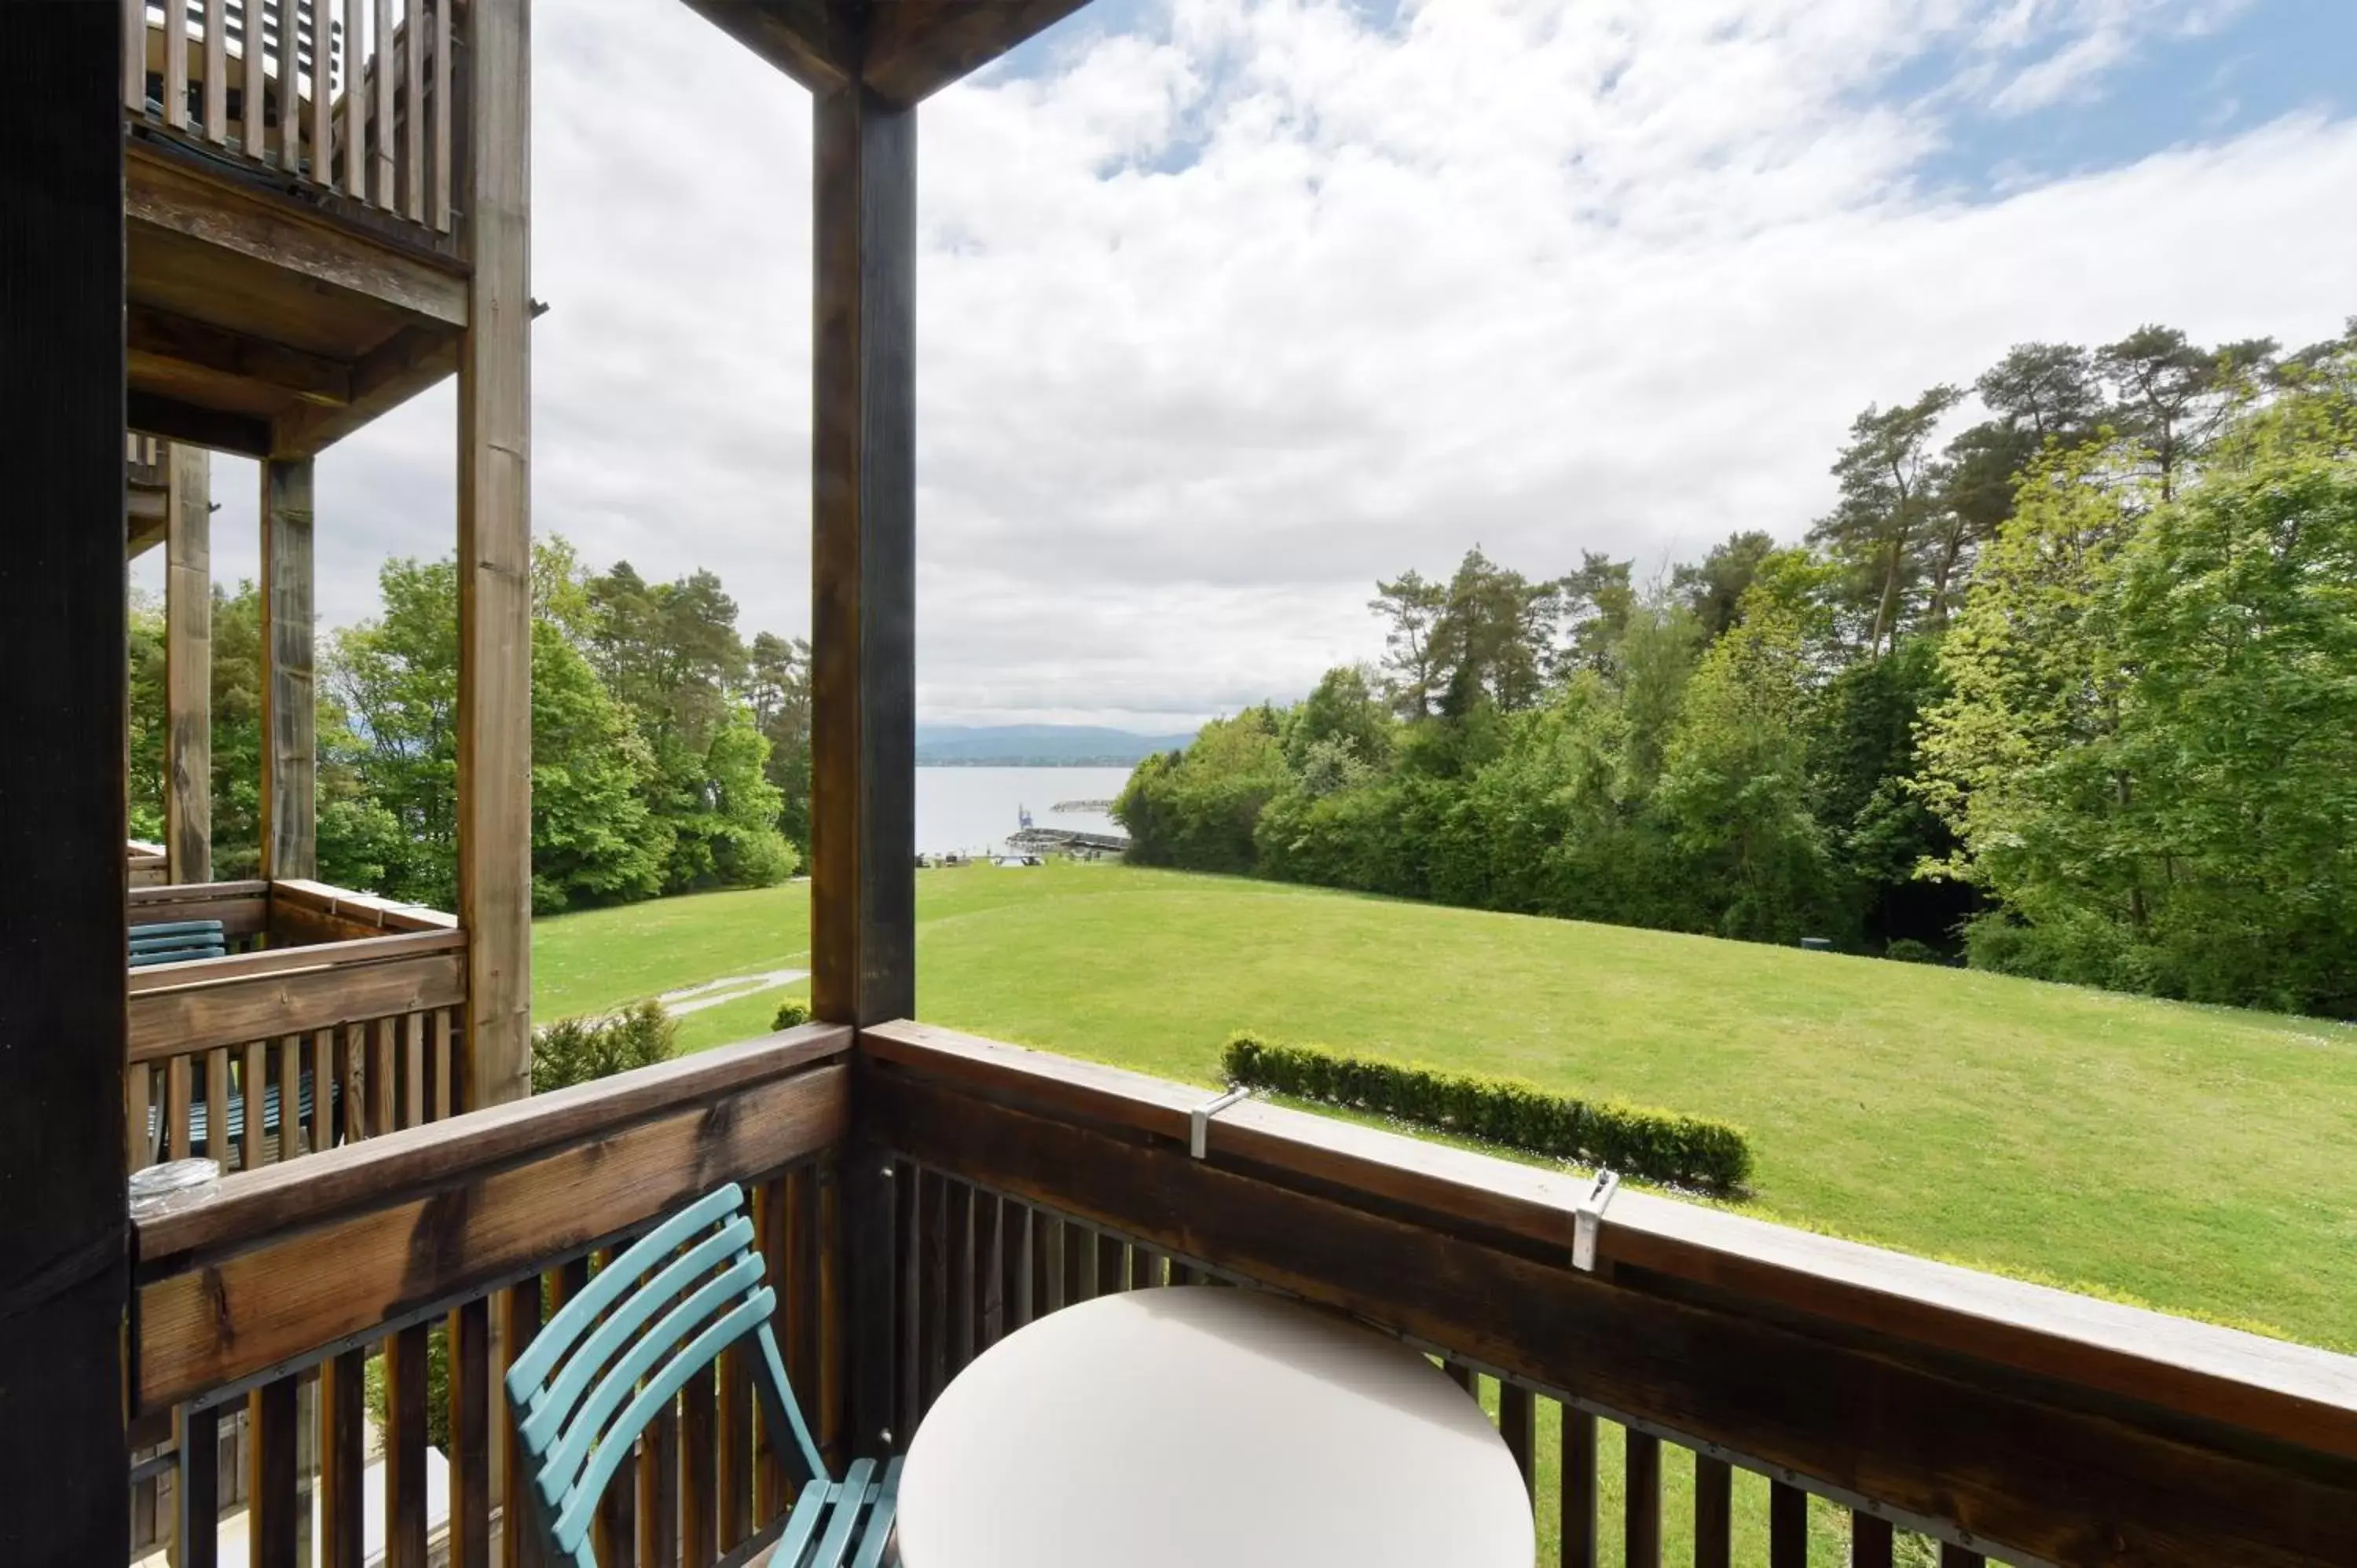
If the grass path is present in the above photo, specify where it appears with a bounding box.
[533,863,2357,1352]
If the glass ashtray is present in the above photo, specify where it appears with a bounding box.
[128,1158,222,1219]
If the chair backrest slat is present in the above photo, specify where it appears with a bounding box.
[549,1290,775,1548]
[504,1181,833,1567]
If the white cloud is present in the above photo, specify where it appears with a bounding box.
[201,0,2353,727]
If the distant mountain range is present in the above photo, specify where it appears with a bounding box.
[915,724,1198,767]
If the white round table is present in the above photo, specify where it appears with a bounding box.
[893,1284,1533,1568]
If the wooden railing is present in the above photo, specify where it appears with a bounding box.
[127,1024,852,1567]
[127,838,171,888]
[127,877,466,1174]
[117,1018,2357,1568]
[857,1021,2357,1568]
[126,0,459,240]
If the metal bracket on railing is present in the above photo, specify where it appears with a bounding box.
[1571,1170,1621,1272]
[1189,1086,1252,1159]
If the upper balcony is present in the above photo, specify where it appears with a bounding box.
[120,0,475,460]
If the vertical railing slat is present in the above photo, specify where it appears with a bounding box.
[387,1322,431,1566]
[1852,1513,1896,1568]
[310,0,333,181]
[277,0,302,172]
[639,1396,679,1568]
[240,1042,266,1171]
[177,1401,220,1568]
[948,1178,976,1379]
[431,0,453,229]
[717,1332,753,1550]
[248,1377,299,1567]
[1498,1382,1535,1498]
[167,1054,193,1161]
[433,1006,456,1119]
[753,1178,788,1524]
[241,0,264,159]
[277,1035,302,1162]
[500,1278,547,1568]
[205,1044,231,1163]
[1004,1200,1033,1335]
[1769,1480,1809,1568]
[202,0,226,141]
[340,1021,367,1145]
[449,1297,492,1568]
[370,1015,396,1135]
[1695,1453,1733,1568]
[126,0,150,110]
[816,1158,843,1464]
[311,1027,337,1153]
[164,0,190,129]
[402,1009,425,1128]
[1626,1429,1662,1568]
[371,0,394,206]
[976,1191,1006,1351]
[341,0,364,195]
[401,0,423,219]
[320,1349,368,1568]
[1938,1547,1986,1568]
[679,1357,717,1567]
[896,1163,920,1442]
[126,1061,152,1172]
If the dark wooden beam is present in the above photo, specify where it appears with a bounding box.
[128,390,273,459]
[810,82,916,1028]
[675,0,852,94]
[861,0,1098,107]
[811,78,916,1464]
[128,302,354,407]
[0,3,130,1561]
[272,324,459,458]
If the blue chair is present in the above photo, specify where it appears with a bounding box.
[506,1184,900,1568]
[130,918,227,967]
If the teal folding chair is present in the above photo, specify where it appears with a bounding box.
[505,1184,900,1567]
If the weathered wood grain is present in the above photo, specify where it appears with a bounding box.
[450,1296,492,1568]
[858,1020,2357,1465]
[166,441,212,882]
[1695,1453,1734,1568]
[262,460,319,877]
[673,0,849,93]
[456,0,533,1111]
[129,948,465,1061]
[388,1321,431,1565]
[249,1376,299,1566]
[141,1025,850,1258]
[867,1061,2357,1568]
[137,1063,849,1409]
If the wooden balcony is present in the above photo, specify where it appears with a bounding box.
[128,877,466,1175]
[122,0,473,460]
[123,1021,2357,1568]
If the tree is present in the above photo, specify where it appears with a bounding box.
[1428,548,1561,719]
[748,631,812,855]
[2095,324,2275,501]
[1809,387,1963,653]
[1555,551,1634,676]
[1113,709,1290,873]
[1369,570,1446,718]
[530,617,669,912]
[1671,531,1776,642]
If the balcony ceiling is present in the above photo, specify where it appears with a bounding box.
[676,0,1098,105]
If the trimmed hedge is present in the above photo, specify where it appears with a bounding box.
[1221,1034,1752,1193]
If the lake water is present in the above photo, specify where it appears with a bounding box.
[915,766,1135,857]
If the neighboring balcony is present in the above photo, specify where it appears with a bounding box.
[127,875,466,1175]
[122,0,473,460]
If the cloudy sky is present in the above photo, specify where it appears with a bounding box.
[159,0,2357,729]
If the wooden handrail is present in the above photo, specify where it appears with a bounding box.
[128,929,464,1060]
[132,1023,853,1412]
[860,1020,2357,1459]
[860,1020,2357,1568]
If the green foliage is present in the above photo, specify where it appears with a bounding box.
[365,1331,453,1456]
[1222,1034,1752,1192]
[1113,709,1291,872]
[531,1000,679,1095]
[772,995,812,1031]
[1882,938,1944,965]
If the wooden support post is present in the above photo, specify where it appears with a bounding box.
[167,441,212,883]
[812,78,917,1464]
[456,0,533,1109]
[809,82,917,1028]
[261,459,317,880]
[0,7,130,1561]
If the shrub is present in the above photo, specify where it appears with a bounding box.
[1882,938,1944,965]
[1221,1034,1752,1192]
[532,1000,677,1095]
[772,995,812,1031]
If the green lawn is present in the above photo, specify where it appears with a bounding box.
[532,861,2357,1354]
